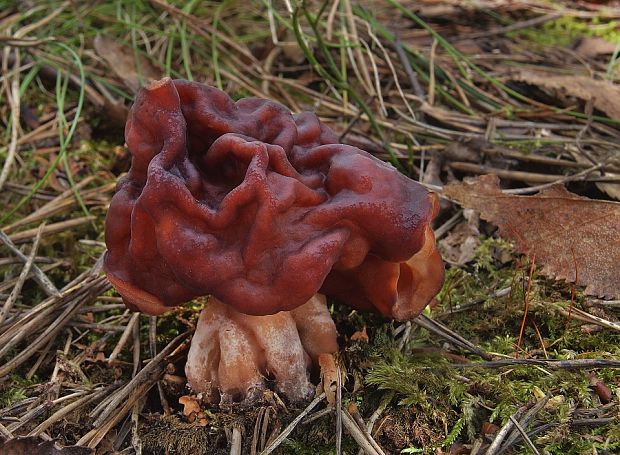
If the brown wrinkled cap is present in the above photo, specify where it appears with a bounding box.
[104,78,444,320]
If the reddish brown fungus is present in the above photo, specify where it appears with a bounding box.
[104,78,444,403]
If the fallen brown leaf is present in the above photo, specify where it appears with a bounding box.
[94,35,162,94]
[438,209,481,265]
[511,69,620,120]
[318,353,339,405]
[575,37,618,58]
[179,394,201,417]
[588,373,613,404]
[444,175,620,299]
[0,437,93,455]
[350,326,369,343]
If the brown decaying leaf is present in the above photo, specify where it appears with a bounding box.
[511,69,620,120]
[93,35,162,94]
[318,353,338,405]
[444,175,620,299]
[0,437,93,455]
[350,326,369,343]
[575,37,618,58]
[179,395,200,417]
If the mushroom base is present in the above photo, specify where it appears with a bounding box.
[185,294,338,405]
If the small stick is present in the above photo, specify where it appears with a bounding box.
[0,276,109,377]
[397,321,412,351]
[454,12,562,41]
[260,393,326,455]
[81,380,153,448]
[335,363,343,455]
[27,335,55,379]
[348,404,386,455]
[0,421,12,439]
[449,358,620,370]
[0,230,59,296]
[108,312,140,364]
[8,216,95,244]
[341,409,381,455]
[0,48,21,192]
[486,408,524,455]
[230,424,243,455]
[414,314,493,360]
[251,407,266,455]
[502,395,550,450]
[150,315,171,416]
[29,387,109,436]
[92,332,189,427]
[0,224,45,325]
[508,415,542,455]
[393,38,425,101]
[132,316,140,378]
[301,407,333,425]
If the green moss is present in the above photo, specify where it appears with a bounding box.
[510,16,620,47]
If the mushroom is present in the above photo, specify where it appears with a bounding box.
[104,78,444,404]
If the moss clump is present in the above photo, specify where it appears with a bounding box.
[510,16,620,47]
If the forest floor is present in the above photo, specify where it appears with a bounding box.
[0,1,619,454]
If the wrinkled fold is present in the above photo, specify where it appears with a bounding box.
[104,77,444,320]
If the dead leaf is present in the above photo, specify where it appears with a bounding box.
[444,175,620,299]
[350,326,369,343]
[0,437,93,455]
[588,373,613,403]
[575,37,618,58]
[511,69,620,120]
[318,353,338,406]
[94,35,162,94]
[438,209,481,265]
[481,422,499,435]
[179,395,200,417]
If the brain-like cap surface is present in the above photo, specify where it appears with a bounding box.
[104,78,444,319]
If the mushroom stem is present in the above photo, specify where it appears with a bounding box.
[185,294,338,405]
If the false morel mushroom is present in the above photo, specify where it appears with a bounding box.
[104,78,444,404]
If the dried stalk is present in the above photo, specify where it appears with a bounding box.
[0,224,45,325]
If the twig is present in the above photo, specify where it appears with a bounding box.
[335,364,342,455]
[301,407,333,425]
[108,312,140,364]
[341,409,382,455]
[348,404,386,455]
[414,314,493,360]
[507,415,542,455]
[8,216,95,244]
[0,230,59,296]
[92,332,189,427]
[449,358,620,370]
[29,387,111,436]
[393,38,425,101]
[0,223,45,325]
[454,12,562,41]
[231,424,243,455]
[397,321,412,351]
[0,422,12,439]
[150,315,171,416]
[486,407,525,455]
[501,395,550,452]
[448,162,620,185]
[0,275,110,377]
[260,393,326,455]
[0,48,21,191]
[434,210,462,240]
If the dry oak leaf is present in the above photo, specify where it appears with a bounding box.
[511,69,620,120]
[444,175,620,299]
